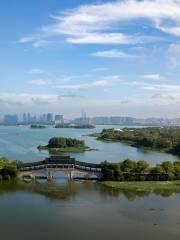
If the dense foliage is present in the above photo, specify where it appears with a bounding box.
[94,127,180,156]
[44,137,86,148]
[55,124,95,129]
[30,124,46,129]
[0,157,18,179]
[73,124,95,129]
[101,159,180,181]
[55,123,71,128]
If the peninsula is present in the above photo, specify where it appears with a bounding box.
[90,127,180,156]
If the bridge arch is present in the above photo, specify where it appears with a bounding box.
[18,156,103,181]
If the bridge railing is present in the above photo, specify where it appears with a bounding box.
[20,162,102,173]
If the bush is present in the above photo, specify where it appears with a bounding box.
[101,159,180,181]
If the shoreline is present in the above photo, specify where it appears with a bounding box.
[101,181,180,191]
[37,146,97,153]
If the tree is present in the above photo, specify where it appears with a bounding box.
[120,159,137,173]
[136,160,150,174]
[161,161,174,173]
[172,143,180,156]
[47,137,85,148]
[150,165,164,180]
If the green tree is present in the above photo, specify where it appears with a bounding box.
[136,160,150,174]
[161,161,174,173]
[120,159,137,173]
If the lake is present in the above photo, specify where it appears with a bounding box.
[0,180,180,240]
[0,125,179,164]
[0,125,180,240]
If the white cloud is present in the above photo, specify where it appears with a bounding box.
[0,93,57,105]
[92,49,129,58]
[141,74,163,81]
[19,0,180,46]
[139,82,180,102]
[67,33,137,44]
[54,75,121,89]
[0,92,81,106]
[28,68,46,74]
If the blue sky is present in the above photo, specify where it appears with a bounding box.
[1,0,180,118]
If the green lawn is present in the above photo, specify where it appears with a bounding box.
[102,181,180,191]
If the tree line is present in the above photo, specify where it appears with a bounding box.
[101,159,180,181]
[47,137,86,148]
[95,127,180,156]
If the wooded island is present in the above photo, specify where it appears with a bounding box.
[37,136,90,152]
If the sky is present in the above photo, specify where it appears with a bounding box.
[1,0,180,118]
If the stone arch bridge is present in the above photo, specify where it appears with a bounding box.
[18,156,103,181]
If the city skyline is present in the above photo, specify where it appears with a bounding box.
[1,112,180,126]
[1,0,180,117]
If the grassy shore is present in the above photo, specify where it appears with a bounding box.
[37,145,90,153]
[101,181,180,191]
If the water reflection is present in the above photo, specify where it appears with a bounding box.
[0,180,180,201]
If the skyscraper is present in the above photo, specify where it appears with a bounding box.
[47,113,53,123]
[55,115,64,124]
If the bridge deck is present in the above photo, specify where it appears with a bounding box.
[19,156,102,174]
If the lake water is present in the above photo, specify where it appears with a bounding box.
[0,125,179,164]
[0,180,180,240]
[0,125,180,240]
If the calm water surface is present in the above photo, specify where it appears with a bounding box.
[0,180,180,240]
[0,125,179,164]
[0,125,179,240]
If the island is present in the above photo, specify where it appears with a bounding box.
[55,123,95,129]
[90,127,180,156]
[37,136,91,152]
[30,124,46,129]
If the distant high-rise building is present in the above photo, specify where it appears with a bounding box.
[27,113,31,123]
[81,109,86,119]
[23,113,27,124]
[55,115,64,124]
[39,114,46,123]
[47,113,53,123]
[4,115,18,125]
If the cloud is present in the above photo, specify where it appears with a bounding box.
[27,68,46,74]
[54,75,121,89]
[19,0,180,47]
[151,93,175,100]
[92,49,130,58]
[141,74,163,81]
[140,82,180,102]
[67,33,138,45]
[0,93,57,105]
[0,92,81,106]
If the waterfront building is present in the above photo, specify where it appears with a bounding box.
[47,113,53,123]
